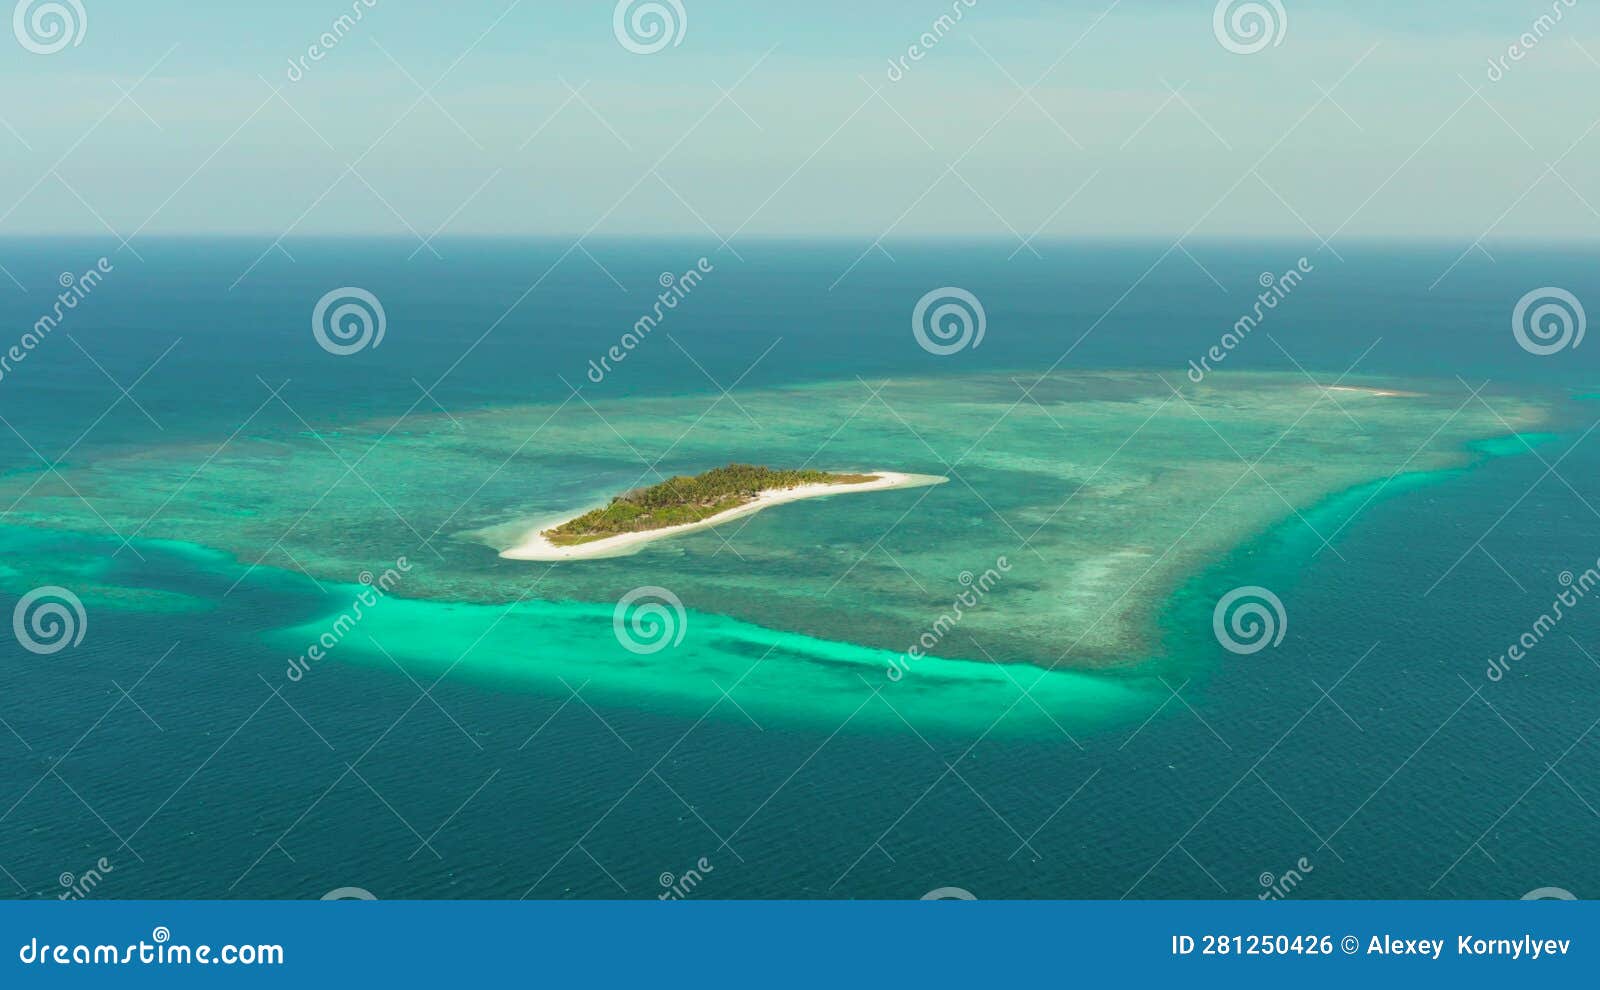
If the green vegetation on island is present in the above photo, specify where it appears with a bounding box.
[543,464,878,546]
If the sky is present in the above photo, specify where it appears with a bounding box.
[1,0,1598,240]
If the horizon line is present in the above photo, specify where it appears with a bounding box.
[2,232,1598,246]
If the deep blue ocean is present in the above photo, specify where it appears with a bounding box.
[1,237,1597,899]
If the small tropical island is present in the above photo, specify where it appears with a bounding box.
[500,464,948,561]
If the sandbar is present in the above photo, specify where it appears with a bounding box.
[1324,385,1420,398]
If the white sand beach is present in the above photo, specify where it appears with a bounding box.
[500,471,948,561]
[1323,385,1420,398]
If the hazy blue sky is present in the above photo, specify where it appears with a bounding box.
[2,0,1597,239]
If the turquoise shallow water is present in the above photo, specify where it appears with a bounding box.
[0,370,1544,743]
[0,371,1544,673]
[0,239,1597,899]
